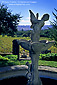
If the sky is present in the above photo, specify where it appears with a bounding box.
[0,0,57,25]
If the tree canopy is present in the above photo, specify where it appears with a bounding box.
[0,4,22,36]
[48,8,57,42]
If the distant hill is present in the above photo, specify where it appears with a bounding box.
[17,25,31,31]
[17,25,52,31]
[42,25,52,30]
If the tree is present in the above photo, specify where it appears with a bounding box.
[48,8,57,43]
[40,29,50,37]
[0,4,22,36]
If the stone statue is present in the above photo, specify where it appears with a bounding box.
[29,10,49,42]
[13,10,55,85]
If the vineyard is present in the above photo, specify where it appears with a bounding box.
[0,35,30,54]
[0,35,57,67]
[0,35,57,54]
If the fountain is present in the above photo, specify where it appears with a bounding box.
[0,10,55,85]
[12,10,55,85]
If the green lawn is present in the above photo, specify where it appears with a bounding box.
[18,60,57,68]
[19,60,57,68]
[0,59,57,68]
[39,60,57,67]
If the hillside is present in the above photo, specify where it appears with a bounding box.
[17,25,52,31]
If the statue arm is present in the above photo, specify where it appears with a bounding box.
[18,39,31,51]
[43,41,55,51]
[31,41,55,53]
[29,10,38,24]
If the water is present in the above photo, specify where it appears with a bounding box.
[0,76,57,85]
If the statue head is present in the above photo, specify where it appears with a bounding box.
[29,10,49,30]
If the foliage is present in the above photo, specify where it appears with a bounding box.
[48,46,57,53]
[39,53,57,61]
[0,36,30,53]
[0,54,31,67]
[16,30,31,37]
[16,29,52,38]
[0,55,9,61]
[40,29,51,38]
[0,36,57,53]
[0,55,9,67]
[0,54,57,67]
[39,60,57,67]
[39,37,51,41]
[5,54,18,61]
[0,54,18,67]
[0,4,21,36]
[48,8,57,43]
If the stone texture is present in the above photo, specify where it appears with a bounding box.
[0,65,57,81]
[12,10,55,85]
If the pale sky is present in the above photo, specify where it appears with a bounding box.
[0,0,57,25]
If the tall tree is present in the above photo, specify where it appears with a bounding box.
[0,4,22,36]
[48,8,57,43]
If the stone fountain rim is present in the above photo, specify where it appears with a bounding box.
[0,65,57,73]
[0,65,57,81]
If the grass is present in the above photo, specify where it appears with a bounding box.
[19,60,57,68]
[39,60,57,67]
[0,36,57,68]
[40,37,52,41]
[0,58,57,68]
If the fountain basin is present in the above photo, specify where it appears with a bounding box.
[0,76,57,85]
[0,65,57,85]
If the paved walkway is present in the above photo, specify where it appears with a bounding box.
[0,65,57,73]
[0,65,57,81]
[38,66,57,73]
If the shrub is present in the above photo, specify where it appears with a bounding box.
[7,61,15,66]
[39,53,57,61]
[0,55,9,67]
[0,55,18,67]
[0,55,9,61]
[5,54,18,61]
